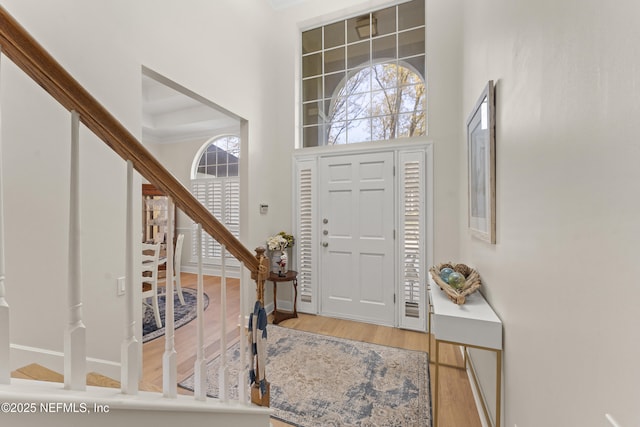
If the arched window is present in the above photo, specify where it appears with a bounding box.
[326,63,425,144]
[191,135,240,263]
[194,135,240,178]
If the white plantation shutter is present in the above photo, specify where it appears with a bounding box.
[191,177,240,265]
[224,179,240,245]
[398,150,426,330]
[295,158,317,313]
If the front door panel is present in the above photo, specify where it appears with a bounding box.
[319,152,395,325]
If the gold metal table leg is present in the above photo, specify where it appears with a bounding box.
[434,339,439,427]
[496,349,502,427]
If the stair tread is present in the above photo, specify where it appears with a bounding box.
[11,363,162,392]
[86,372,120,388]
[9,370,33,380]
[12,363,64,383]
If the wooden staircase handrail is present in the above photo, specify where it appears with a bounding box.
[0,6,259,271]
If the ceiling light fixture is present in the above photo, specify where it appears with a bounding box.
[355,15,378,39]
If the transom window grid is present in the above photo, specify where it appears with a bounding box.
[301,0,426,147]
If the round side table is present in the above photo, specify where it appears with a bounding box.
[269,270,298,324]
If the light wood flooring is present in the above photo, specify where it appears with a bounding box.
[145,273,482,427]
[12,272,482,426]
[141,273,241,391]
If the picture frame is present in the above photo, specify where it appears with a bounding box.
[466,80,496,243]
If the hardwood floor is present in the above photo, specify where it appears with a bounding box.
[143,273,482,426]
[142,273,241,394]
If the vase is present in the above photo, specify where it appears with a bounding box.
[271,249,288,276]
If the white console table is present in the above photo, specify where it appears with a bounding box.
[428,273,503,427]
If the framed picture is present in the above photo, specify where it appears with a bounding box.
[467,80,496,243]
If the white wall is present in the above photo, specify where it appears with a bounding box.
[2,0,140,372]
[460,0,640,426]
[1,0,287,369]
[132,0,290,251]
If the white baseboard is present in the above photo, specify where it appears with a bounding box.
[10,344,121,380]
[181,263,240,278]
[264,302,274,315]
[275,300,294,312]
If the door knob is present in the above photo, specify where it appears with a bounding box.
[322,242,329,247]
[323,218,329,224]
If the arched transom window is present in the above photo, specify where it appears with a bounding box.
[327,63,425,144]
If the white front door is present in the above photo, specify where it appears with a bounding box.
[319,152,395,326]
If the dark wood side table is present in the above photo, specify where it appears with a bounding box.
[269,270,298,324]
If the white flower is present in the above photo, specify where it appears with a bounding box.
[267,234,287,251]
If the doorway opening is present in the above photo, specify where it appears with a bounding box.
[140,67,245,388]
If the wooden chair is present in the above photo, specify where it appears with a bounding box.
[142,242,162,328]
[159,233,185,305]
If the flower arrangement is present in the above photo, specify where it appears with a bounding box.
[267,232,295,276]
[266,231,295,251]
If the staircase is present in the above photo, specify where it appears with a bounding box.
[12,363,160,391]
[0,5,271,426]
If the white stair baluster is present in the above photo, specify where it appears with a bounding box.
[219,245,228,401]
[65,110,86,391]
[194,224,206,401]
[163,197,177,397]
[121,160,139,394]
[238,263,247,404]
[0,46,10,385]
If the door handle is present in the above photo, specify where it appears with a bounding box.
[322,242,329,247]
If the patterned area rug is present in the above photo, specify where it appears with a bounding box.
[143,287,209,343]
[179,325,431,427]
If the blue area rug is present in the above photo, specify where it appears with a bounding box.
[178,325,431,426]
[143,287,209,343]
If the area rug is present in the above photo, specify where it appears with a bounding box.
[143,287,209,343]
[178,325,431,427]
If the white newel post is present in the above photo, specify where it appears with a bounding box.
[0,46,10,384]
[65,110,86,391]
[219,245,228,401]
[194,224,206,401]
[163,197,177,397]
[121,160,139,394]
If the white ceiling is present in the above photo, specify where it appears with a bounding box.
[141,74,239,144]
